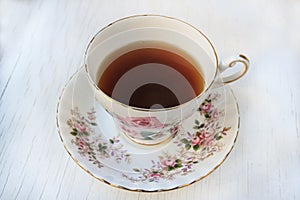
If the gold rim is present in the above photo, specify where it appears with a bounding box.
[83,14,219,112]
[56,67,240,193]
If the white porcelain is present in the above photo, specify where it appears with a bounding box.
[56,68,240,192]
[84,15,249,145]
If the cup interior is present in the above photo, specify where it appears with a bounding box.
[85,15,218,109]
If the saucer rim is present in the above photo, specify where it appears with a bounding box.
[56,67,240,193]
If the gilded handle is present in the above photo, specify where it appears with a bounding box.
[219,54,250,84]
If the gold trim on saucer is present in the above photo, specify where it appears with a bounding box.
[56,67,240,193]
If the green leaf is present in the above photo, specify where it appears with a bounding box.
[98,143,105,151]
[91,122,97,126]
[205,113,210,118]
[70,131,77,136]
[133,168,140,172]
[174,163,183,168]
[83,132,89,136]
[193,161,198,164]
[167,166,174,171]
[193,126,199,129]
[197,108,201,111]
[102,146,107,150]
[180,138,189,144]
[193,144,200,151]
[185,144,191,150]
[195,119,200,125]
[109,139,114,144]
[194,124,204,129]
[175,159,181,163]
[72,128,77,132]
[216,136,223,140]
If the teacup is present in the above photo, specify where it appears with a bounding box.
[84,15,249,145]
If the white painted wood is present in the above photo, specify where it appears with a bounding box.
[0,0,299,199]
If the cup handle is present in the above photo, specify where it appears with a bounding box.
[218,54,250,84]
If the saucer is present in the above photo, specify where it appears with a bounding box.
[56,67,240,192]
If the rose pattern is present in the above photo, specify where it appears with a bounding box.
[130,117,164,129]
[67,107,132,167]
[65,92,231,183]
[74,122,87,133]
[200,101,212,112]
[162,159,176,168]
[117,116,164,129]
[74,137,90,154]
[150,173,161,178]
[123,93,231,182]
[116,115,176,140]
[191,136,201,146]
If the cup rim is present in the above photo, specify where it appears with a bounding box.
[84,14,219,112]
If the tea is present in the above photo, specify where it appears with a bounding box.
[98,48,205,109]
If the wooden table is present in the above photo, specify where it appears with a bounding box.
[1,0,299,199]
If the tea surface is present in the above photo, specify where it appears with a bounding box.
[98,48,205,109]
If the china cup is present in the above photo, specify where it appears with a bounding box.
[84,15,249,145]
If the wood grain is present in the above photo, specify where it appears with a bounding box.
[0,0,299,199]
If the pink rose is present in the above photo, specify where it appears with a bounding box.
[200,102,212,112]
[199,131,208,140]
[192,131,210,146]
[127,117,164,129]
[191,136,201,146]
[162,159,176,167]
[116,115,164,129]
[75,122,87,133]
[76,138,90,153]
[212,110,218,119]
[150,173,161,178]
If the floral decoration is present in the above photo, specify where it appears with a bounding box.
[67,107,131,168]
[116,116,165,129]
[65,93,231,183]
[116,115,177,141]
[122,93,231,182]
